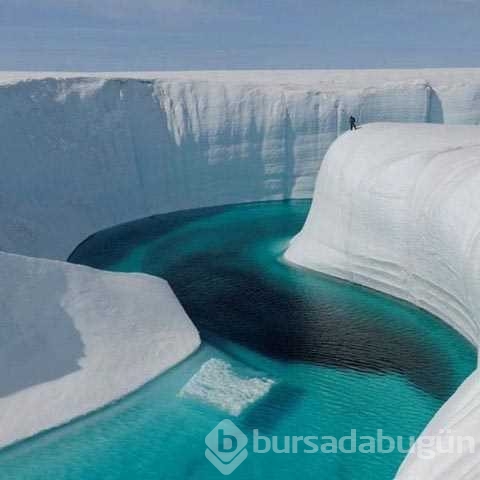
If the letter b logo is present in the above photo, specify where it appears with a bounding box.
[219,429,238,453]
[205,420,248,475]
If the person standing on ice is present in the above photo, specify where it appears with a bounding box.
[349,116,358,131]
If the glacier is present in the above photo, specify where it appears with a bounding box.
[0,251,200,449]
[285,123,480,479]
[2,70,480,464]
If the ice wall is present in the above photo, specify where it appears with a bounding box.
[1,70,480,259]
[285,123,480,479]
[0,251,200,448]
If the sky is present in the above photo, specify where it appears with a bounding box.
[0,0,479,71]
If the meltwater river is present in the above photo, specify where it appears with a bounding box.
[0,201,475,480]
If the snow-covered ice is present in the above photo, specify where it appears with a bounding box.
[0,251,200,449]
[285,123,480,479]
[1,70,480,259]
[179,358,274,416]
[2,70,480,468]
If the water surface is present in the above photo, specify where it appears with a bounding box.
[0,200,475,480]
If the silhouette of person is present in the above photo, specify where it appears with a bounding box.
[349,116,357,131]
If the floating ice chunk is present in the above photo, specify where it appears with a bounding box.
[179,358,274,416]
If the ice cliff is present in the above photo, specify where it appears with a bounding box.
[0,251,200,448]
[285,123,480,479]
[1,69,480,259]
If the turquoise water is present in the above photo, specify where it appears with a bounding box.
[0,200,476,480]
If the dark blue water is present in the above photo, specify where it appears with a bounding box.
[0,200,475,480]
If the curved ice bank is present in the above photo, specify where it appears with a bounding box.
[1,69,480,259]
[285,123,480,479]
[0,251,200,449]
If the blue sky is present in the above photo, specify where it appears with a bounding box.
[0,0,479,70]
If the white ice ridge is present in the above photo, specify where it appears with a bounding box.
[1,69,480,259]
[179,358,274,416]
[0,251,200,449]
[285,123,480,479]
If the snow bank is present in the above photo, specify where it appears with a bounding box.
[0,251,200,449]
[285,123,480,479]
[1,70,480,259]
